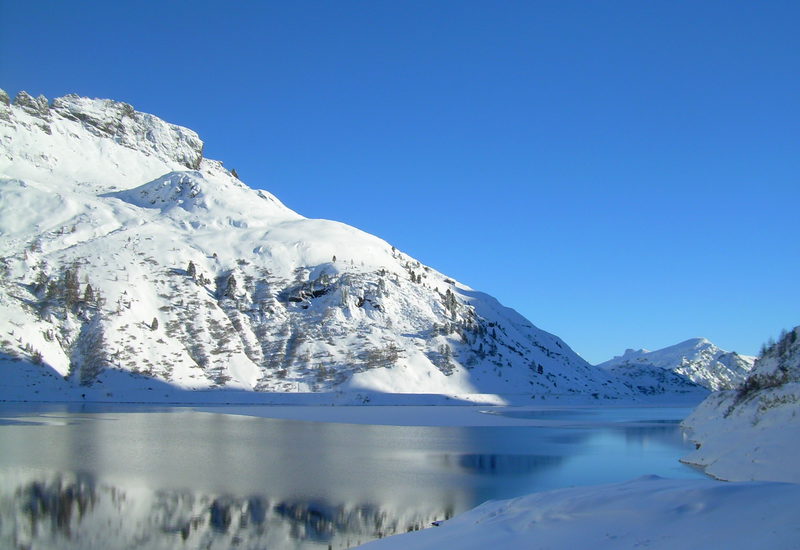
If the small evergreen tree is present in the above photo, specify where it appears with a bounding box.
[46,280,59,301]
[63,267,81,308]
[187,261,196,278]
[79,323,108,386]
[224,274,237,298]
[83,284,95,306]
[33,271,49,295]
[150,317,159,331]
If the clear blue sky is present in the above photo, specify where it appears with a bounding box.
[2,1,797,363]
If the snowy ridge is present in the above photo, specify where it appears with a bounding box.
[0,90,636,401]
[681,326,800,482]
[598,337,755,391]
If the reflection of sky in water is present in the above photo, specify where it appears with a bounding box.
[0,404,706,549]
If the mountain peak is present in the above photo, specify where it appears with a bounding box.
[0,89,204,187]
[678,337,712,348]
[0,90,638,402]
[50,93,204,170]
[599,337,754,391]
[13,90,50,118]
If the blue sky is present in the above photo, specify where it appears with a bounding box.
[2,1,797,363]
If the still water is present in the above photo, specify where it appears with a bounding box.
[0,404,705,549]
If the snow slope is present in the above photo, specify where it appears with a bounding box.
[598,337,755,391]
[356,475,800,550]
[0,89,635,401]
[681,326,800,483]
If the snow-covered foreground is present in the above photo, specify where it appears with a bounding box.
[356,475,800,550]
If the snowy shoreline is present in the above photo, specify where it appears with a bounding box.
[355,475,800,550]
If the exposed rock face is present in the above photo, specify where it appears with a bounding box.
[1,90,203,170]
[51,94,204,169]
[0,89,10,122]
[12,91,52,133]
[14,91,50,117]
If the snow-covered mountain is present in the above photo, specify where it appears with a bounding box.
[598,338,755,392]
[0,89,633,401]
[681,326,800,482]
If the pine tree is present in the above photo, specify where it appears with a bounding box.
[187,261,196,278]
[83,284,95,306]
[33,271,49,295]
[224,274,237,298]
[79,322,108,386]
[46,280,59,300]
[63,267,80,308]
[150,317,159,330]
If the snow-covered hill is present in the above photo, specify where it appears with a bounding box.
[681,326,800,482]
[0,89,633,401]
[598,338,755,391]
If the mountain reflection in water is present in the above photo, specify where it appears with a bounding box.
[444,453,563,475]
[3,470,442,550]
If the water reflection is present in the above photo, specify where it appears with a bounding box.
[0,405,704,549]
[622,423,690,447]
[1,470,440,550]
[444,453,563,475]
[18,473,96,538]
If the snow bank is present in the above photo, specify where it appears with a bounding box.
[680,387,800,483]
[356,476,800,550]
[681,326,800,483]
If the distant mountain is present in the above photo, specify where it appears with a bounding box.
[598,338,755,391]
[681,326,800,482]
[0,90,634,401]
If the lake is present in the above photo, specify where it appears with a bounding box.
[0,403,705,549]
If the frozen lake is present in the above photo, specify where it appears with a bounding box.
[0,403,706,549]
